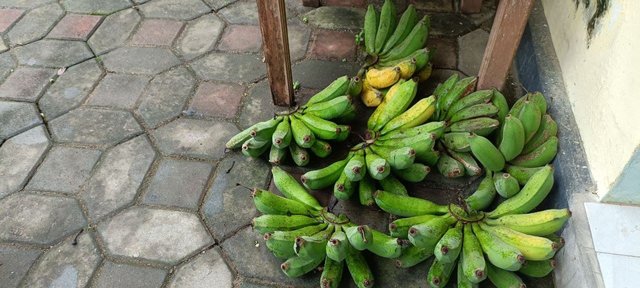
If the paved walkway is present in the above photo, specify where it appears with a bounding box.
[0,0,498,287]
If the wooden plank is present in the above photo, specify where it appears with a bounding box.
[477,0,535,91]
[256,0,294,106]
[302,0,320,8]
[460,0,483,14]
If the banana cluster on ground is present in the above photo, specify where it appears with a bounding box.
[254,167,412,288]
[302,78,442,205]
[360,1,433,107]
[225,76,358,166]
[375,164,569,287]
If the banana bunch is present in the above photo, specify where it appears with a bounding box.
[226,76,358,166]
[302,79,443,205]
[254,167,409,288]
[361,1,433,107]
[376,165,570,287]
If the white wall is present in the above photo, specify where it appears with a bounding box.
[541,0,640,203]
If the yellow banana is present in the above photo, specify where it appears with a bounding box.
[366,66,401,89]
[395,58,417,79]
[380,96,436,134]
[361,79,384,107]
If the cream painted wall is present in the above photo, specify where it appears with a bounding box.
[541,0,640,201]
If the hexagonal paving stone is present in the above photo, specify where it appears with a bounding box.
[204,0,237,10]
[47,14,103,41]
[21,232,101,288]
[139,0,211,20]
[151,118,238,160]
[458,29,490,76]
[0,125,50,198]
[218,0,258,24]
[38,59,103,120]
[93,261,167,288]
[0,39,7,53]
[0,0,53,9]
[26,146,102,193]
[88,9,141,55]
[287,24,311,61]
[237,81,278,129]
[190,53,265,83]
[86,73,151,109]
[0,245,42,288]
[221,226,318,287]
[5,3,63,46]
[168,248,233,288]
[98,207,213,264]
[0,101,42,140]
[81,135,155,220]
[0,67,56,102]
[62,0,131,15]
[427,37,458,69]
[188,81,245,119]
[136,67,196,128]
[0,193,86,245]
[202,153,269,239]
[0,52,16,83]
[307,29,356,61]
[175,14,225,60]
[218,25,262,52]
[131,19,184,46]
[291,59,360,89]
[430,13,476,37]
[13,39,94,68]
[303,6,365,30]
[142,158,213,210]
[102,47,181,75]
[49,108,142,146]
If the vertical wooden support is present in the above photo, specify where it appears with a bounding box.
[477,0,535,91]
[256,0,294,106]
[460,0,483,14]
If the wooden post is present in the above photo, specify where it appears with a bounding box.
[477,0,535,91]
[256,0,294,106]
[460,0,483,14]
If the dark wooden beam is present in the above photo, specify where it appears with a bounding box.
[460,0,483,14]
[477,0,535,91]
[256,0,295,106]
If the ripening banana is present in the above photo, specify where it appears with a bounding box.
[472,223,524,271]
[487,165,554,218]
[518,259,556,278]
[395,58,417,79]
[366,66,401,89]
[484,208,571,236]
[361,79,385,107]
[372,79,418,131]
[480,223,558,261]
[380,95,436,134]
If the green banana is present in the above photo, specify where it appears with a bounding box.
[519,259,556,278]
[437,153,465,178]
[241,138,270,157]
[304,95,353,120]
[359,175,376,206]
[374,0,396,53]
[226,126,253,149]
[364,5,378,55]
[264,223,328,259]
[529,91,548,114]
[449,103,499,123]
[491,89,509,124]
[387,147,416,170]
[367,229,402,258]
[344,151,366,181]
[465,171,496,211]
[379,121,446,141]
[334,172,355,200]
[380,15,430,62]
[345,246,374,288]
[427,257,457,288]
[379,47,430,71]
[480,223,557,261]
[472,223,524,271]
[447,149,482,176]
[379,175,409,196]
[373,79,418,131]
[416,148,440,167]
[252,214,320,234]
[269,145,287,165]
[395,245,432,268]
[522,113,558,154]
[295,113,341,140]
[295,228,333,258]
[389,214,438,238]
[484,208,571,236]
[250,117,283,141]
[289,116,315,148]
[457,254,479,288]
[408,214,456,249]
[508,94,528,118]
[498,114,526,161]
[280,254,324,278]
[307,76,350,105]
[320,257,344,288]
[486,262,526,288]
[348,77,363,98]
[394,163,430,182]
[461,224,487,283]
[493,173,521,198]
[511,136,558,167]
[443,132,471,152]
[488,165,554,218]
[381,4,418,54]
[445,90,494,120]
[310,139,332,158]
[326,230,348,262]
[345,225,373,251]
[272,166,322,210]
[335,103,357,123]
[439,76,477,118]
[468,134,505,172]
[448,117,500,136]
[374,190,448,217]
[434,223,463,264]
[365,148,391,180]
[434,74,460,119]
[505,165,544,185]
[272,117,292,149]
[252,189,314,215]
[289,142,310,166]
[544,233,565,250]
[517,100,542,143]
[301,156,352,190]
